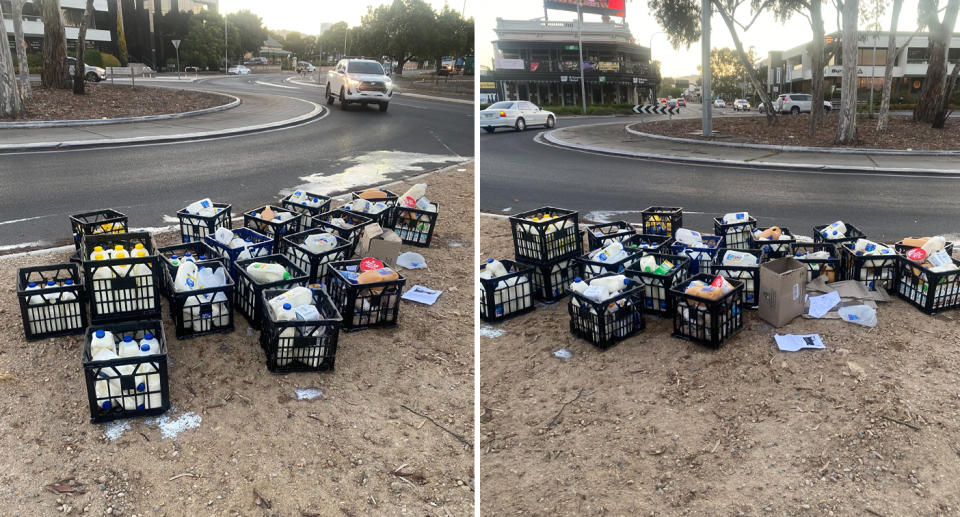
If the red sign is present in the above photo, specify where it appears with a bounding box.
[360,257,384,271]
[906,248,927,262]
[544,0,625,17]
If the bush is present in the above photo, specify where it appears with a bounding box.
[541,103,637,116]
[100,53,121,68]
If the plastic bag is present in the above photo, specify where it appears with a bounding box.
[396,252,427,269]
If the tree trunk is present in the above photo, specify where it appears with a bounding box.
[714,2,777,125]
[0,1,26,118]
[73,0,95,94]
[836,0,859,144]
[116,0,129,66]
[913,0,960,123]
[932,63,960,128]
[808,0,826,136]
[41,0,70,89]
[11,0,32,99]
[877,0,904,132]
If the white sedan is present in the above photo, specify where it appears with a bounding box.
[227,65,251,75]
[480,101,556,133]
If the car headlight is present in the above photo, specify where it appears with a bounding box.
[384,79,392,88]
[346,78,359,87]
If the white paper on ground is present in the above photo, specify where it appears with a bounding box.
[401,285,442,305]
[775,333,826,352]
[808,291,841,318]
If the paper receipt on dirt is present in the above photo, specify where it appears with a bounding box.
[775,333,826,352]
[401,285,442,305]
[808,291,841,318]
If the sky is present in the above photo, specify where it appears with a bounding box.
[475,0,927,77]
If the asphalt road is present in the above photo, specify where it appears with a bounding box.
[0,74,473,250]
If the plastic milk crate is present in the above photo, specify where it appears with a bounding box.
[813,223,867,246]
[623,233,674,254]
[393,204,439,247]
[712,248,766,309]
[283,229,353,283]
[840,243,898,292]
[177,202,232,244]
[792,243,841,283]
[574,247,643,281]
[509,207,580,264]
[157,241,218,294]
[81,233,161,323]
[624,253,691,317]
[234,255,308,330]
[313,209,374,257]
[479,260,535,322]
[713,215,758,251]
[324,259,406,331]
[670,235,724,276]
[17,263,87,340]
[204,227,273,276]
[586,221,637,251]
[641,206,683,237]
[281,191,332,228]
[517,257,580,303]
[749,228,795,259]
[350,189,399,228]
[896,256,960,315]
[567,274,646,349]
[82,320,170,423]
[669,274,744,349]
[70,209,128,250]
[162,258,235,339]
[259,288,343,373]
[243,205,305,253]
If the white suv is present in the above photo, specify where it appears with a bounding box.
[326,59,394,112]
[776,93,832,114]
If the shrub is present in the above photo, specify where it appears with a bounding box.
[100,53,121,68]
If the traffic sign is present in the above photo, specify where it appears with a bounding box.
[632,105,679,114]
[171,39,181,49]
[564,45,579,50]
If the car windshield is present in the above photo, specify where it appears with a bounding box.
[487,102,515,110]
[347,61,384,75]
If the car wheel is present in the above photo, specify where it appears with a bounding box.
[339,88,348,110]
[483,127,495,134]
[545,115,555,128]
[791,106,800,115]
[824,105,831,112]
[85,72,98,82]
[515,118,525,131]
[379,102,388,112]
[326,84,334,105]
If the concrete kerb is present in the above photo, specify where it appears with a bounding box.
[0,92,241,129]
[284,76,473,104]
[0,95,326,154]
[541,127,960,178]
[624,122,960,156]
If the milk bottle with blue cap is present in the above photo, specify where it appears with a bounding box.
[137,334,162,409]
[91,348,122,411]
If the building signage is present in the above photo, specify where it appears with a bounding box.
[544,0,626,17]
[494,58,525,70]
[824,66,880,77]
[598,61,619,72]
[480,82,497,90]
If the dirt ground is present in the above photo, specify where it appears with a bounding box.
[3,85,229,121]
[0,163,474,517]
[638,112,960,150]
[480,214,960,516]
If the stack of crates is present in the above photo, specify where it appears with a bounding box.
[509,207,582,303]
[393,202,439,247]
[314,209,374,257]
[669,274,744,348]
[161,257,235,339]
[641,207,682,237]
[157,241,218,292]
[69,209,128,263]
[712,248,765,308]
[567,272,646,348]
[81,233,161,324]
[243,205,304,253]
[750,227,795,259]
[574,245,643,281]
[840,242,898,292]
[280,191,332,228]
[623,233,673,254]
[624,253,690,317]
[896,255,960,315]
[479,260,535,322]
[713,214,757,251]
[792,242,841,283]
[586,221,636,251]
[234,255,308,329]
[204,227,273,276]
[259,287,343,373]
[17,263,87,340]
[176,202,232,243]
[283,229,353,283]
[347,189,399,228]
[324,259,406,331]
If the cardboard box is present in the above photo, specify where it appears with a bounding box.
[758,257,807,327]
[357,223,401,265]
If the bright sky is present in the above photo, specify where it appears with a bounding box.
[219,0,474,33]
[476,0,927,77]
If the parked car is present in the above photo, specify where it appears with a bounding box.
[667,99,678,109]
[227,65,251,75]
[733,99,751,111]
[66,57,105,82]
[713,98,726,108]
[677,98,686,107]
[326,58,394,112]
[244,57,267,66]
[479,101,556,133]
[775,93,832,114]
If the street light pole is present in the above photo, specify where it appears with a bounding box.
[577,0,587,115]
[224,15,228,74]
[649,31,663,103]
[701,0,712,137]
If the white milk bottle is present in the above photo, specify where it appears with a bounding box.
[722,250,759,266]
[274,302,297,366]
[246,262,290,283]
[137,334,162,409]
[295,304,324,367]
[589,275,630,295]
[637,254,658,273]
[131,249,155,311]
[40,280,62,332]
[921,236,947,256]
[303,233,338,254]
[91,252,114,314]
[821,221,847,240]
[24,282,44,335]
[268,286,313,316]
[185,198,216,217]
[111,250,133,312]
[92,348,122,411]
[90,329,116,357]
[722,212,750,224]
[484,259,509,277]
[61,279,80,330]
[173,260,199,292]
[88,245,107,261]
[116,336,141,410]
[214,227,234,246]
[675,228,703,247]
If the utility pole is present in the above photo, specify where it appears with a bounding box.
[224,14,228,73]
[700,0,712,136]
[577,0,587,115]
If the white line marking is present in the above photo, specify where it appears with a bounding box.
[0,215,50,226]
[255,80,300,90]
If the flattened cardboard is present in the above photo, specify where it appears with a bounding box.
[758,257,807,327]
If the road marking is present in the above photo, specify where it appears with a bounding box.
[255,80,300,90]
[0,241,46,251]
[0,214,51,226]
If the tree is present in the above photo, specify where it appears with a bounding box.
[73,0,95,94]
[700,47,757,97]
[836,0,859,144]
[877,0,905,131]
[40,0,70,89]
[226,10,267,57]
[11,0,32,99]
[0,0,26,118]
[116,0,129,66]
[180,12,232,70]
[772,0,828,136]
[913,0,960,123]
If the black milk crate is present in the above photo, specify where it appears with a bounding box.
[393,204,439,247]
[157,241,218,294]
[81,233,161,323]
[509,207,580,264]
[896,257,960,314]
[259,288,343,373]
[712,248,765,309]
[350,189,400,228]
[281,191,332,228]
[669,274,744,349]
[623,233,673,254]
[70,209,128,250]
[713,215,758,250]
[749,227,795,259]
[283,229,353,283]
[177,202,232,243]
[586,221,637,251]
[234,255,308,330]
[574,248,643,281]
[17,263,87,340]
[792,242,841,283]
[479,260,535,322]
[567,276,645,349]
[670,235,724,276]
[641,206,683,237]
[324,259,405,331]
[841,243,899,292]
[82,320,170,423]
[814,223,867,246]
[518,257,579,302]
[894,239,955,256]
[162,258,235,339]
[204,227,273,276]
[625,253,691,317]
[314,209,375,257]
[243,205,305,253]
